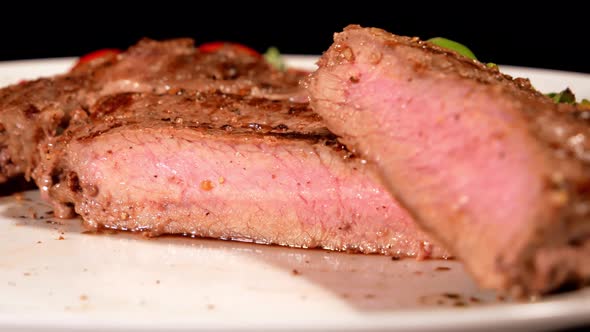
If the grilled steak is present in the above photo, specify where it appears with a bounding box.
[0,38,304,184]
[308,25,590,295]
[34,91,449,258]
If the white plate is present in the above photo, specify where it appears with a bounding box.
[0,57,589,332]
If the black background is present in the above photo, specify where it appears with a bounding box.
[0,5,589,73]
[1,4,588,331]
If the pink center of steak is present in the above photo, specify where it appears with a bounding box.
[315,62,550,286]
[73,129,389,230]
[347,65,544,232]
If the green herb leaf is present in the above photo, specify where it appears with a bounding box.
[264,47,285,71]
[427,37,478,61]
[547,88,576,104]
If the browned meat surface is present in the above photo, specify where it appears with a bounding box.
[0,38,305,184]
[308,25,590,295]
[34,91,450,258]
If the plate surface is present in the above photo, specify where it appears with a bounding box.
[0,57,589,332]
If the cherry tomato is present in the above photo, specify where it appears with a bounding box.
[198,42,260,57]
[71,48,121,70]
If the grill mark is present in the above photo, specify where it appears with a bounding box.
[91,93,138,118]
[75,121,339,145]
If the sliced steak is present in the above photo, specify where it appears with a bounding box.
[308,25,590,295]
[0,38,304,184]
[34,92,449,258]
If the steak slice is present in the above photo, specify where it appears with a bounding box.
[0,38,304,184]
[34,91,449,258]
[308,25,590,295]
